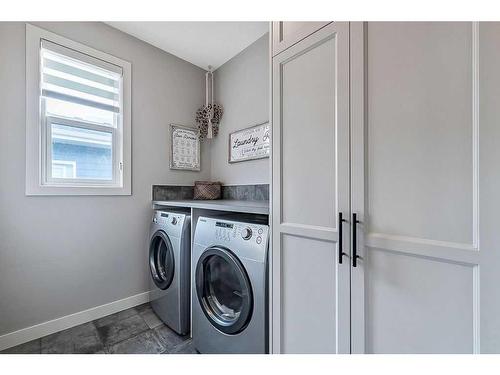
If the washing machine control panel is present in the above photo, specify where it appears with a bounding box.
[214,221,235,242]
[214,221,267,247]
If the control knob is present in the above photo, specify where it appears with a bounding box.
[241,227,252,240]
[171,217,177,225]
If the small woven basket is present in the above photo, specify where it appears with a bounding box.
[193,181,222,200]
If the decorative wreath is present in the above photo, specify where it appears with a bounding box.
[196,103,223,139]
[196,67,223,140]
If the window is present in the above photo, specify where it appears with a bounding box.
[26,24,131,195]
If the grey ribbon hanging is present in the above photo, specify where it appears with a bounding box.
[196,66,223,139]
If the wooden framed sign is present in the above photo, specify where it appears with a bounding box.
[170,124,201,171]
[229,122,270,163]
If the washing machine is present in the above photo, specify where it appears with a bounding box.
[192,216,269,354]
[149,209,191,335]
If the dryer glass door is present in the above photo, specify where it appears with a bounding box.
[196,246,253,335]
[149,230,175,290]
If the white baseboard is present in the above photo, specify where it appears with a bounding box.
[0,291,150,352]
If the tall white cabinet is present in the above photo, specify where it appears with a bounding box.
[271,21,500,354]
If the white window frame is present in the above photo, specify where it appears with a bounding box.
[26,24,132,195]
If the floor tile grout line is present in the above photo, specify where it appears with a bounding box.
[94,307,150,350]
[104,328,153,354]
[107,329,169,354]
[90,319,107,354]
[149,328,169,353]
[100,310,153,353]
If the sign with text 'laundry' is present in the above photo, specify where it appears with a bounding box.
[229,122,270,163]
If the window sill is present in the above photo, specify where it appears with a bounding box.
[25,184,131,196]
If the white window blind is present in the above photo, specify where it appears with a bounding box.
[26,24,131,196]
[41,39,122,118]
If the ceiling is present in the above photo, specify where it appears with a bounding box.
[106,22,269,71]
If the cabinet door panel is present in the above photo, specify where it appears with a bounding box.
[366,250,474,353]
[281,234,337,353]
[281,35,337,229]
[272,22,350,354]
[353,21,480,354]
[368,22,473,244]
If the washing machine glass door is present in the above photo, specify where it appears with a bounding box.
[149,230,175,290]
[196,246,253,335]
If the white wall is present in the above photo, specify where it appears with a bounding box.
[210,34,269,185]
[0,22,210,337]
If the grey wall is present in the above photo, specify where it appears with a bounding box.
[0,22,210,336]
[210,34,269,185]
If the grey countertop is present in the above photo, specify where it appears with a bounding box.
[152,199,269,215]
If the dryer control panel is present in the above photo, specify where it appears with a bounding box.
[151,210,190,239]
[153,210,185,226]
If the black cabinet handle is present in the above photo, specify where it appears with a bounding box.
[352,213,360,267]
[338,212,347,264]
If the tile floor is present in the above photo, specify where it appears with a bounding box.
[1,303,197,354]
